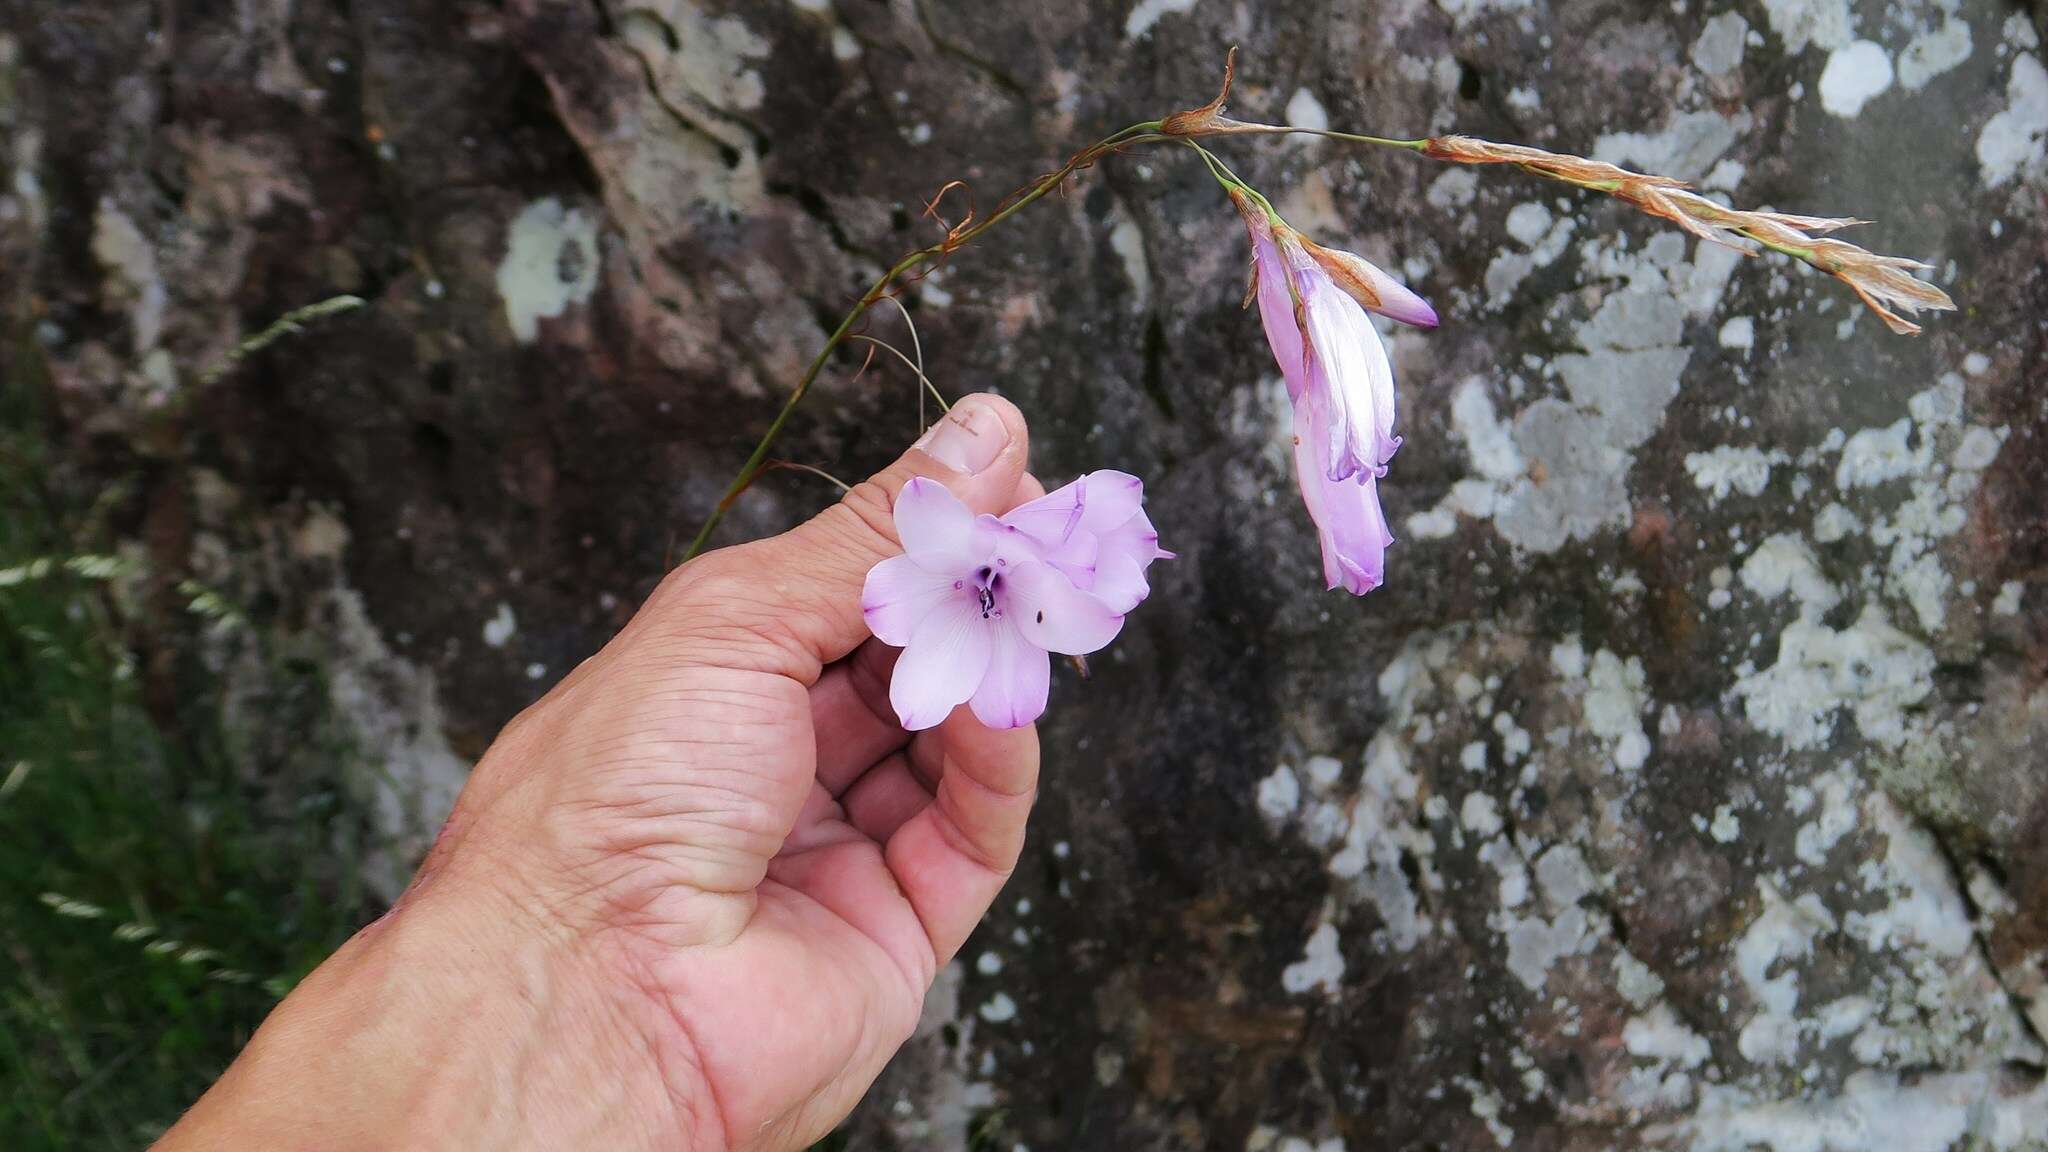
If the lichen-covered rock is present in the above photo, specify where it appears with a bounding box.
[3,1,2044,1148]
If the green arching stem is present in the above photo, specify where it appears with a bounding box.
[1214,124,1428,152]
[1184,140,1280,221]
[682,119,1164,560]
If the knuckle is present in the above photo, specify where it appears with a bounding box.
[830,479,902,553]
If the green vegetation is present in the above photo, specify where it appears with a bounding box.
[1,343,378,1149]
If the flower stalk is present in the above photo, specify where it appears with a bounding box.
[688,51,1957,566]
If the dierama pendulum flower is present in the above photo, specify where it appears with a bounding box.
[1231,186,1438,595]
[862,474,1171,730]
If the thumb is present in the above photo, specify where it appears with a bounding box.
[661,393,1032,680]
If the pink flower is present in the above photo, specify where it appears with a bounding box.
[1234,189,1431,596]
[862,475,1168,730]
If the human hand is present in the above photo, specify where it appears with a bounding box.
[158,395,1042,1151]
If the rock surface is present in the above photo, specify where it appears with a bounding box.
[4,0,2046,1148]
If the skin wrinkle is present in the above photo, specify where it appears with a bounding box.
[609,929,733,1151]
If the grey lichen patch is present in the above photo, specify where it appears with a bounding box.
[497,197,601,343]
[1413,229,1742,554]
[91,197,168,357]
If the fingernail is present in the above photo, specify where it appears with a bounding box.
[914,395,1009,475]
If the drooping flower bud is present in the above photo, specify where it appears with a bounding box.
[1303,239,1439,330]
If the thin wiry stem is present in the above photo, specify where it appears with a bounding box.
[682,119,1165,559]
[872,294,937,433]
[1201,123,1428,151]
[764,461,854,494]
[849,335,952,417]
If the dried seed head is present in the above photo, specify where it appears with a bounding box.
[1422,136,1686,193]
[1422,133,1954,334]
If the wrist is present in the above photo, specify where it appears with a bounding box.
[156,878,695,1151]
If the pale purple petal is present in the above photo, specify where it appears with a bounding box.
[1073,470,1144,535]
[1002,560,1125,655]
[862,554,970,647]
[999,478,1084,545]
[894,477,976,567]
[890,595,993,730]
[1088,509,1168,613]
[1040,529,1099,590]
[1251,230,1308,399]
[968,619,1051,730]
[1299,266,1399,482]
[983,517,1054,572]
[1292,405,1392,596]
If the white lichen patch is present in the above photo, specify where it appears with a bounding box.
[1734,605,1934,750]
[1739,533,1840,619]
[1257,764,1302,824]
[1692,11,1749,76]
[1686,446,1786,504]
[1760,0,1855,56]
[977,991,1017,1023]
[621,2,770,112]
[1834,418,1923,490]
[1326,732,1436,951]
[497,198,601,343]
[1817,40,1893,119]
[1553,638,1652,773]
[1425,230,1742,554]
[321,588,472,896]
[1843,795,1973,961]
[1258,654,1444,955]
[1281,917,1346,998]
[1426,168,1479,212]
[1977,52,2048,189]
[91,198,168,357]
[1672,1070,2048,1152]
[1457,1076,1518,1148]
[1105,199,1151,313]
[1593,109,1754,183]
[1406,377,1525,540]
[1123,0,1196,39]
[1614,948,1667,1008]
[1489,839,1606,992]
[1897,17,1971,90]
[482,602,518,648]
[1992,580,2024,615]
[1792,766,1858,866]
[1733,882,1835,1065]
[1462,791,1505,837]
[1482,214,1575,308]
[1718,315,1756,350]
[1284,87,1329,133]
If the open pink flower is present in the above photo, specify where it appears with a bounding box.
[1234,188,1431,596]
[862,477,1162,731]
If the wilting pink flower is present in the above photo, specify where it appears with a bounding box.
[862,475,1168,730]
[1233,188,1431,596]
